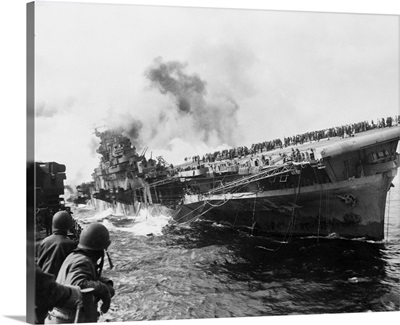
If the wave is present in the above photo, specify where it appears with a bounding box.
[74,203,172,237]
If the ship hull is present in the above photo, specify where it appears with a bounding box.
[90,126,400,241]
[174,171,396,240]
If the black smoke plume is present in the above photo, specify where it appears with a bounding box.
[145,57,240,146]
[145,57,206,114]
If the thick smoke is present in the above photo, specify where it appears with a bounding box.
[108,114,144,149]
[145,57,240,146]
[90,58,242,167]
[90,114,144,160]
[145,58,206,113]
[116,116,143,148]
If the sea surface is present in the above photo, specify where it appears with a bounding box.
[71,176,400,323]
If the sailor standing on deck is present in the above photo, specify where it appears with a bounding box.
[45,223,115,323]
[37,211,78,278]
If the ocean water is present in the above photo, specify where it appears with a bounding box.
[71,176,400,322]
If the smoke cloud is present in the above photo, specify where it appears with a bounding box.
[36,96,77,118]
[88,58,242,168]
[113,115,144,148]
[144,57,240,147]
[145,57,207,113]
[64,184,74,194]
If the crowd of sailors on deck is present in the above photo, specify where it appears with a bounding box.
[175,147,317,175]
[283,116,398,147]
[182,116,399,166]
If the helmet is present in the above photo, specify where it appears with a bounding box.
[78,223,111,251]
[52,211,73,231]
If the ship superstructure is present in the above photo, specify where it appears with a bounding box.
[91,128,180,209]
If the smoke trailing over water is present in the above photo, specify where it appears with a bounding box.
[145,57,240,147]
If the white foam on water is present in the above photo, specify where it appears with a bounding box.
[73,199,174,236]
[77,203,89,208]
[76,206,171,237]
[107,207,172,236]
[84,207,118,222]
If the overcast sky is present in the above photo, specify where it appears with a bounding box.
[33,1,399,187]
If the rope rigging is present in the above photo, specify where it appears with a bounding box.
[205,163,301,195]
[169,166,271,225]
[261,168,302,252]
[126,160,311,240]
[251,195,257,236]
[311,166,323,243]
[386,187,391,243]
[170,161,309,234]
